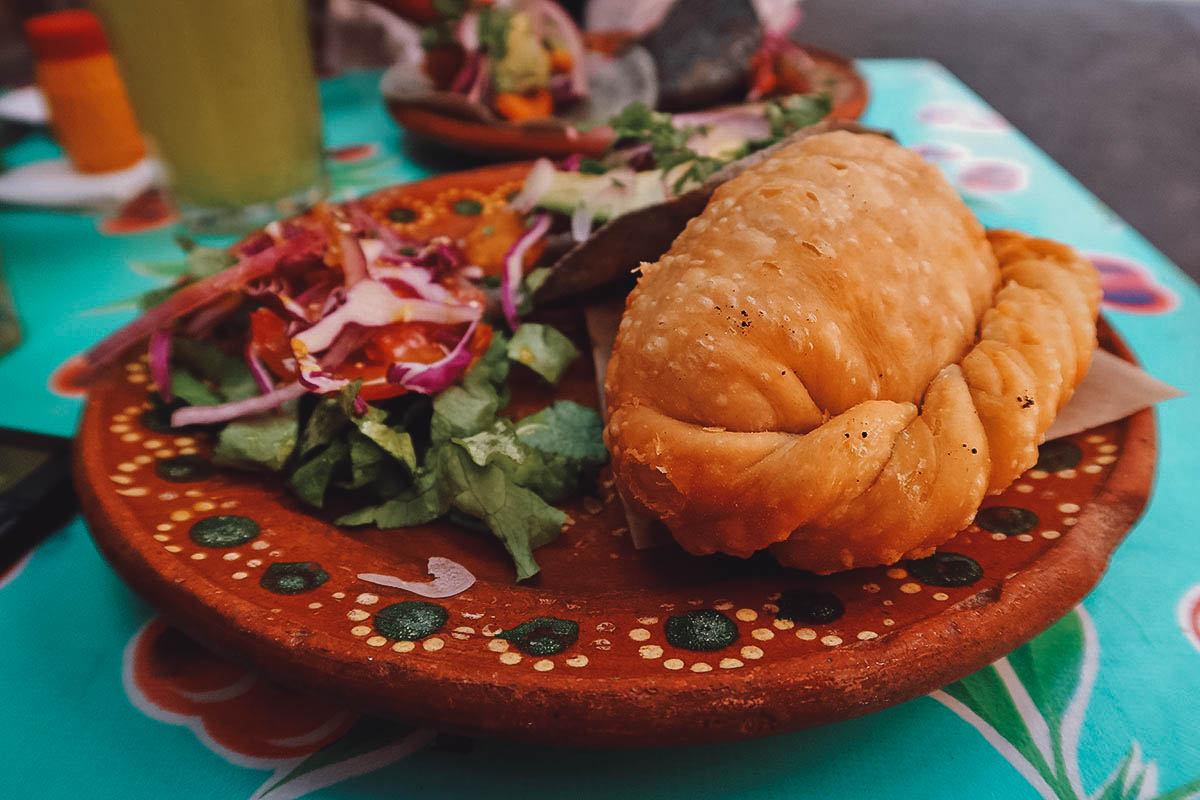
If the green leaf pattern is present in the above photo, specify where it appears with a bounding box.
[934,607,1200,800]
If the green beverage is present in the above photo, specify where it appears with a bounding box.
[89,0,326,232]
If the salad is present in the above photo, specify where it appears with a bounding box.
[81,195,605,581]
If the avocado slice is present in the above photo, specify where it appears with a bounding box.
[536,169,668,222]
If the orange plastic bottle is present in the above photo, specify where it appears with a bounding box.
[23,10,145,173]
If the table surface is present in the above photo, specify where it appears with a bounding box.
[2,60,1199,800]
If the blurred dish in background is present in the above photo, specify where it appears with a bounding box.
[377,0,864,159]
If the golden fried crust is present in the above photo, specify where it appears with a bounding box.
[604,132,1101,573]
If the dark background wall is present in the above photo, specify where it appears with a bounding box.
[799,0,1200,280]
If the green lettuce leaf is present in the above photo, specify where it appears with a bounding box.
[289,437,349,507]
[507,323,579,384]
[212,404,299,472]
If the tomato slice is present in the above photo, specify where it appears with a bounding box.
[249,309,297,379]
[345,322,494,403]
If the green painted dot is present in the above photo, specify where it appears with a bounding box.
[374,601,447,641]
[387,206,417,223]
[155,455,213,482]
[976,506,1038,535]
[139,398,186,433]
[452,198,483,216]
[777,590,844,624]
[188,515,259,548]
[907,552,983,587]
[498,617,579,656]
[260,562,329,594]
[1034,441,1082,472]
[664,610,738,652]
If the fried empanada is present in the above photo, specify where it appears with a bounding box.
[604,131,1101,573]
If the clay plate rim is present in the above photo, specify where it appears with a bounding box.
[72,166,1152,747]
[386,46,869,160]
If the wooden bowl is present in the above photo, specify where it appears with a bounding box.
[386,46,868,161]
[74,167,1153,748]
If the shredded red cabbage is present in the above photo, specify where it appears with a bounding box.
[170,382,306,427]
[149,329,172,402]
[292,280,481,354]
[501,213,551,331]
[244,342,275,395]
[387,319,478,394]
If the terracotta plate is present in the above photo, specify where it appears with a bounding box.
[386,47,868,160]
[75,167,1153,748]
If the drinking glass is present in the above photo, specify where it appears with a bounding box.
[89,0,328,234]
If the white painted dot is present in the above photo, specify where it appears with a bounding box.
[1083,464,1102,474]
[423,637,445,651]
[883,618,895,627]
[1098,444,1118,454]
[1042,530,1062,540]
[886,568,907,579]
[1096,455,1117,465]
[719,658,744,669]
[663,658,684,670]
[189,552,206,561]
[735,608,758,622]
[499,652,522,665]
[1014,483,1034,493]
[193,501,215,512]
[155,523,173,532]
[1028,469,1049,480]
[690,662,713,673]
[223,552,240,561]
[629,628,651,641]
[110,474,134,485]
[900,582,922,594]
[347,609,370,621]
[252,540,270,550]
[534,659,554,672]
[308,602,322,609]
[121,433,142,443]
[164,545,183,553]
[772,618,795,630]
[637,616,659,625]
[1058,503,1081,514]
[1057,469,1077,479]
[740,645,764,660]
[332,592,346,599]
[821,635,843,646]
[356,593,379,605]
[231,570,248,579]
[992,532,1008,541]
[566,655,589,667]
[245,559,262,568]
[366,636,387,648]
[751,628,774,641]
[350,625,371,637]
[932,592,949,601]
[796,628,817,640]
[712,600,733,610]
[639,644,664,659]
[1017,534,1034,542]
[393,641,415,653]
[488,639,510,653]
[1086,434,1106,444]
[1063,517,1079,527]
[862,583,881,593]
[857,631,878,641]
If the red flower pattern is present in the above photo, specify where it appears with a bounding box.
[123,617,359,767]
[1088,253,1177,315]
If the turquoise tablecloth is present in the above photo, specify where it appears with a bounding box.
[2,61,1198,800]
